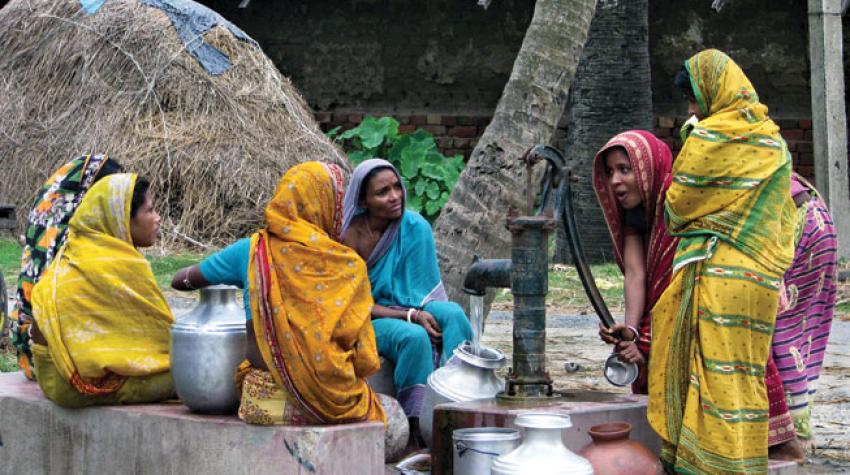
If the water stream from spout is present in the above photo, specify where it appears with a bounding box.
[470,295,485,356]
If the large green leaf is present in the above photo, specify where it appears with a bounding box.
[400,141,429,178]
[425,200,441,216]
[407,194,423,212]
[425,181,441,199]
[345,116,400,149]
[388,135,411,163]
[414,178,427,196]
[348,149,375,165]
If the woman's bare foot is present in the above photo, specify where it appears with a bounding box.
[799,436,817,451]
[769,437,807,463]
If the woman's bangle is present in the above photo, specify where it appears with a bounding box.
[625,325,639,342]
[182,269,195,290]
[406,308,416,324]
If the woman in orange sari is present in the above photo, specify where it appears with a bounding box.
[173,162,385,425]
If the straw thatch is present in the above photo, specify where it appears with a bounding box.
[0,0,350,246]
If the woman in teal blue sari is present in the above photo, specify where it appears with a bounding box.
[342,159,472,441]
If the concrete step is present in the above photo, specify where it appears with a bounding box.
[0,372,385,474]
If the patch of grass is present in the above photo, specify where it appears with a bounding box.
[493,262,624,313]
[142,250,210,289]
[0,237,21,285]
[0,349,18,373]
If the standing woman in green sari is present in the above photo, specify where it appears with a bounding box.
[648,50,797,474]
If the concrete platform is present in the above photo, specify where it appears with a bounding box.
[0,372,385,474]
[430,391,798,475]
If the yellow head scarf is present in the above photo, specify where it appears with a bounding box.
[32,174,173,395]
[666,49,797,273]
[249,162,385,424]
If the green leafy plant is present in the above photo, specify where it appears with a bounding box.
[329,116,465,222]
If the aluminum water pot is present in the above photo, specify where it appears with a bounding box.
[491,413,594,475]
[170,285,247,414]
[420,341,506,448]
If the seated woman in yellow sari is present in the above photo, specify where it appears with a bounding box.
[172,162,385,425]
[648,49,797,474]
[30,174,175,407]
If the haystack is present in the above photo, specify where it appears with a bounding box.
[0,0,349,245]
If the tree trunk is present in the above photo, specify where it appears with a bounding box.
[433,0,596,304]
[553,0,653,263]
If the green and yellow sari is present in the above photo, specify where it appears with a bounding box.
[648,49,797,474]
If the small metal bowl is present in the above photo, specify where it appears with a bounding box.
[603,353,638,387]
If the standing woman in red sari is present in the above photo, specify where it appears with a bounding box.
[593,130,678,395]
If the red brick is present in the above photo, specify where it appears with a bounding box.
[422,125,446,135]
[794,165,814,178]
[427,114,442,125]
[654,127,672,138]
[799,119,813,130]
[796,142,813,153]
[658,116,676,128]
[804,130,813,141]
[799,152,814,165]
[398,125,416,134]
[457,116,476,126]
[782,129,804,140]
[442,116,457,127]
[448,126,478,138]
[470,138,479,148]
[410,115,427,125]
[786,141,798,152]
[453,138,471,148]
[436,137,453,149]
[314,112,332,123]
[397,116,411,125]
[332,113,348,123]
[475,116,491,127]
[777,119,799,130]
[348,113,364,124]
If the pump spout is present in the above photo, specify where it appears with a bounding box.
[462,256,512,296]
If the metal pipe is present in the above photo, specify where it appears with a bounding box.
[462,257,512,296]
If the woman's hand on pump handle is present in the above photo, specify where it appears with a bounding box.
[598,322,645,365]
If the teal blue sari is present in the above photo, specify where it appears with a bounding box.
[342,159,472,417]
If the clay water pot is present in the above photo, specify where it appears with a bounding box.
[578,421,660,475]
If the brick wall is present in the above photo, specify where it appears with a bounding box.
[652,116,818,182]
[318,112,826,185]
[315,112,491,159]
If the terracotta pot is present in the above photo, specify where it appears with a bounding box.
[578,422,660,475]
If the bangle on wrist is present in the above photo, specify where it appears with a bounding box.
[183,269,195,290]
[625,325,639,342]
[406,308,416,323]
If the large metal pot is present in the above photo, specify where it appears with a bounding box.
[491,413,594,475]
[170,285,247,414]
[420,341,506,448]
[453,427,520,475]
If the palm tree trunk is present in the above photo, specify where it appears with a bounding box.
[433,0,596,303]
[553,0,653,263]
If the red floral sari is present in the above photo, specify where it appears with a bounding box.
[592,130,677,394]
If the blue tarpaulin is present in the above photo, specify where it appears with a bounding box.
[80,0,257,75]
